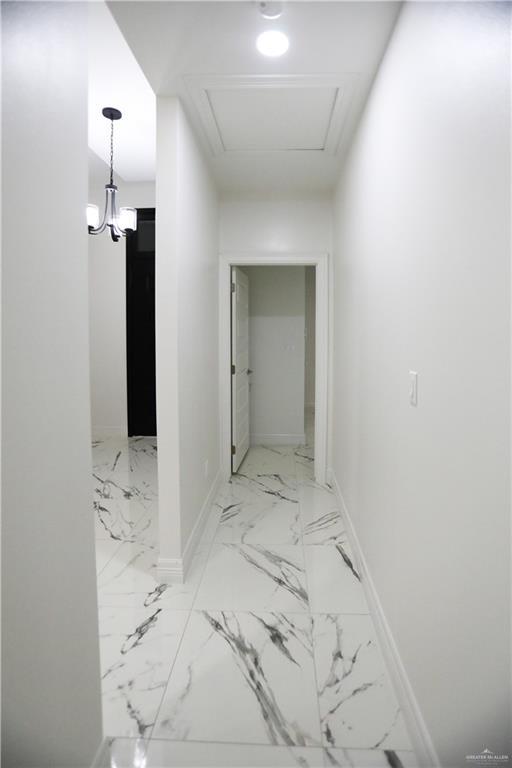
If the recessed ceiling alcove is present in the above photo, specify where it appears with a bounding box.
[185,74,358,156]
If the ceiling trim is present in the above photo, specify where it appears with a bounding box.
[184,73,360,157]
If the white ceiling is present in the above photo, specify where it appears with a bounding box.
[101,1,401,193]
[88,2,156,182]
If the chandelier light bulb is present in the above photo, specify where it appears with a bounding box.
[118,207,137,232]
[86,204,99,229]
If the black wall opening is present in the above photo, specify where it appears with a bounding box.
[126,208,157,436]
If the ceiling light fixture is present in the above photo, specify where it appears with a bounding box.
[87,107,137,242]
[258,2,283,20]
[256,29,289,57]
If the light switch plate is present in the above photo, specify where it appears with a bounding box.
[409,371,418,407]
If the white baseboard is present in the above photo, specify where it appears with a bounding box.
[91,426,127,440]
[157,470,222,585]
[250,433,306,446]
[182,470,222,576]
[329,468,440,768]
[156,556,186,585]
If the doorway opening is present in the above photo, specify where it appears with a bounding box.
[230,264,315,476]
[220,253,328,484]
[126,207,157,437]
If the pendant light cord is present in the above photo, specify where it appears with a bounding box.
[109,118,114,186]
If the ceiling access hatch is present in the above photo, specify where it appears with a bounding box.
[185,74,358,156]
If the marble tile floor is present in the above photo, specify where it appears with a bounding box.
[92,435,416,768]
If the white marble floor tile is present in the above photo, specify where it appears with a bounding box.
[313,615,412,751]
[91,737,148,768]
[146,739,325,767]
[194,544,309,612]
[96,538,124,575]
[99,607,189,738]
[295,444,314,463]
[93,498,148,543]
[92,437,416,765]
[97,542,160,598]
[92,437,130,475]
[215,497,301,545]
[153,611,321,747]
[323,748,419,768]
[299,483,346,545]
[295,460,316,482]
[305,543,368,615]
[127,437,158,480]
[128,506,159,548]
[222,471,299,505]
[98,540,208,611]
[238,446,297,478]
[92,439,157,535]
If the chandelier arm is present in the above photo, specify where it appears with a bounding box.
[88,186,110,235]
[110,186,124,237]
[112,192,132,236]
[110,185,132,237]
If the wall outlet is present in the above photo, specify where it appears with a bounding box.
[203,459,209,479]
[409,371,418,407]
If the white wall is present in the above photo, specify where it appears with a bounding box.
[245,267,305,445]
[220,195,332,254]
[2,3,102,765]
[88,152,155,436]
[332,3,511,765]
[220,195,332,465]
[305,267,316,408]
[156,97,220,570]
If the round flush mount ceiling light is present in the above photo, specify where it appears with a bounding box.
[258,2,283,20]
[256,29,289,57]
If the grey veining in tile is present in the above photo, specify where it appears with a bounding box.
[215,496,301,545]
[153,610,321,746]
[92,436,158,542]
[300,482,346,545]
[194,543,309,612]
[313,615,412,750]
[238,445,297,478]
[213,472,301,549]
[305,542,368,614]
[99,606,189,738]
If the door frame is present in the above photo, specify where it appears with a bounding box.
[219,252,330,484]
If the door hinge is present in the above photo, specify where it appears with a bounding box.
[231,364,235,375]
[231,445,236,455]
[231,282,236,293]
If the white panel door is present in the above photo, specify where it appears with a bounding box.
[231,267,250,472]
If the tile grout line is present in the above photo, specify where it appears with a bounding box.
[146,476,226,746]
[295,443,326,756]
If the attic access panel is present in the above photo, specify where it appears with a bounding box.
[208,86,336,151]
[185,74,358,156]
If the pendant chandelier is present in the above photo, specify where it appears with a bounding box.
[87,107,137,242]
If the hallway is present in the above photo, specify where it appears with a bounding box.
[3,3,511,766]
[93,432,416,768]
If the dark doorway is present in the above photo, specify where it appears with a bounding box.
[126,208,157,436]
